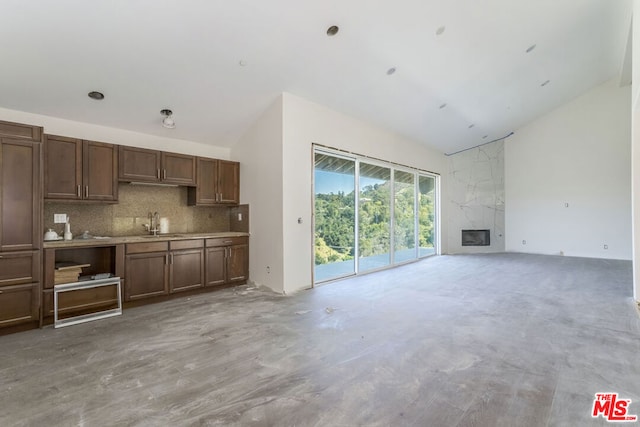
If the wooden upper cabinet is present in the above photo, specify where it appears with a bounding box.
[218,160,239,204]
[0,137,40,251]
[83,141,118,201]
[188,158,239,206]
[118,146,161,182]
[0,120,42,141]
[44,135,118,201]
[162,152,196,186]
[119,146,195,185]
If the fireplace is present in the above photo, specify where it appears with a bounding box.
[461,229,490,246]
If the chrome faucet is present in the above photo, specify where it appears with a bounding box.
[146,211,160,235]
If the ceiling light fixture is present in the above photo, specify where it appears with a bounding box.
[160,109,176,129]
[436,26,446,36]
[387,67,396,75]
[88,91,104,100]
[327,25,339,36]
[526,44,536,53]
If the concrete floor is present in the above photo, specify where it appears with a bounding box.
[1,253,638,426]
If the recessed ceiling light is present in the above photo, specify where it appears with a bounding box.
[439,103,447,109]
[387,67,396,75]
[468,124,475,129]
[541,80,551,87]
[436,26,446,36]
[526,44,536,53]
[327,25,339,36]
[88,91,104,100]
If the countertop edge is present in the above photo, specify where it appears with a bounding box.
[43,232,250,248]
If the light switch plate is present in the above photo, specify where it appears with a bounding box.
[54,214,67,223]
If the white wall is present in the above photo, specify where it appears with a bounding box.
[631,0,640,300]
[448,140,505,253]
[281,93,448,294]
[0,107,229,159]
[231,96,285,293]
[505,79,631,260]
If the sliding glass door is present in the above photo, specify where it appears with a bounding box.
[314,153,356,282]
[393,170,416,263]
[314,148,438,284]
[418,174,436,257]
[358,163,391,272]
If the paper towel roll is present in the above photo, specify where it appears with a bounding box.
[159,217,169,234]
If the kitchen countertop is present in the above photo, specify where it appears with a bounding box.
[43,231,250,248]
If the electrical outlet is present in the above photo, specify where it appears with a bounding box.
[604,244,608,250]
[564,202,569,208]
[54,214,67,223]
[522,240,527,245]
[266,266,271,274]
[237,213,242,221]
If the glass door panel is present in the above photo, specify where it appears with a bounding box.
[314,153,356,282]
[394,170,416,263]
[358,163,391,271]
[418,175,436,257]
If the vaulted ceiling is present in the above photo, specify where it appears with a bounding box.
[0,0,632,154]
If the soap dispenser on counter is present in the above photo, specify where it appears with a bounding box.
[64,220,73,241]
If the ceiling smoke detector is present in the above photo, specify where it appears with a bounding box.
[160,109,176,129]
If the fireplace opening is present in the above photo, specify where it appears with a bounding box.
[462,229,490,246]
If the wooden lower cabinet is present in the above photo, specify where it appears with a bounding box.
[205,237,249,286]
[125,252,168,301]
[169,249,204,293]
[0,283,39,327]
[205,247,226,286]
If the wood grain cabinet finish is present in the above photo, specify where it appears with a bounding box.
[0,137,41,252]
[119,146,195,186]
[44,135,118,201]
[205,237,248,286]
[169,249,204,293]
[188,158,239,206]
[125,251,169,301]
[125,240,205,300]
[0,121,42,330]
[0,283,39,327]
[0,251,40,327]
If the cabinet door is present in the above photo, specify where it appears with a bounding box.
[162,152,196,185]
[188,157,217,206]
[125,252,168,301]
[0,138,40,251]
[44,135,82,200]
[118,146,161,182]
[227,244,248,284]
[205,247,226,286]
[217,160,239,204]
[83,140,118,201]
[0,283,39,327]
[0,251,39,286]
[169,249,204,293]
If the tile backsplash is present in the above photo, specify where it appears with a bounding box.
[44,184,231,237]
